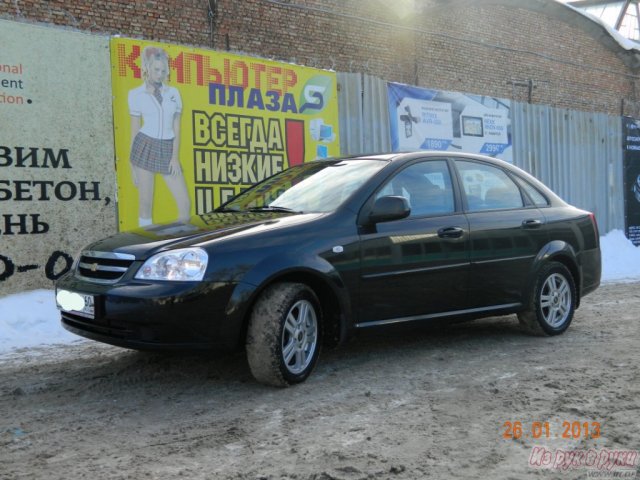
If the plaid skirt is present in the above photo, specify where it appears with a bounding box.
[130,132,173,174]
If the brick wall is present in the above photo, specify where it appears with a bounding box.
[0,0,211,45]
[410,4,636,114]
[1,0,638,115]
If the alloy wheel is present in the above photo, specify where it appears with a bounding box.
[539,273,572,328]
[281,299,318,375]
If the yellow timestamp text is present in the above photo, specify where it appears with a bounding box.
[502,421,601,440]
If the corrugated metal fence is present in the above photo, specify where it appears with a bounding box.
[511,103,623,233]
[338,73,390,155]
[337,72,624,233]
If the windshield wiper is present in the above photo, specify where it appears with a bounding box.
[247,206,301,213]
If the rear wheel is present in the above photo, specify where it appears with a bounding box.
[246,282,321,387]
[518,262,576,336]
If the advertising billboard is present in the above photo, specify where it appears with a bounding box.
[388,83,512,163]
[0,20,116,294]
[111,38,340,231]
[623,116,640,246]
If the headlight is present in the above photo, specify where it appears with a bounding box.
[135,248,208,281]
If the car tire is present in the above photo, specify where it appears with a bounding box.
[518,261,577,336]
[246,282,322,387]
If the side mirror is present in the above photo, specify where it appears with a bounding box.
[369,196,411,224]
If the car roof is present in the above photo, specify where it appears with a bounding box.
[340,151,504,161]
[337,151,512,166]
[333,151,566,205]
[345,151,542,175]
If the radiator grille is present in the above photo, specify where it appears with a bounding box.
[76,251,135,284]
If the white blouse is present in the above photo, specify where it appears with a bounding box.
[128,84,182,140]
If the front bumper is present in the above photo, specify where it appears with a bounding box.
[56,273,241,351]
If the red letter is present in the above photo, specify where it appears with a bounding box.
[117,44,141,79]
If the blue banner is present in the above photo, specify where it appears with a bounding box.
[387,82,512,163]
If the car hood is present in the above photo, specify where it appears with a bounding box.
[86,211,324,258]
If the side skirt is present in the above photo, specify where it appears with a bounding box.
[355,303,522,328]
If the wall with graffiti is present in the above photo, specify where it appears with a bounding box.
[0,20,117,295]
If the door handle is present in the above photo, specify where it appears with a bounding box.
[522,219,543,229]
[437,226,464,238]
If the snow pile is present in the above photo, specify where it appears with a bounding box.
[600,230,640,283]
[0,230,639,354]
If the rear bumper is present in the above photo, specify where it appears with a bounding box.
[580,247,601,299]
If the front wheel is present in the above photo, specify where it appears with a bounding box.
[518,262,577,336]
[246,282,322,387]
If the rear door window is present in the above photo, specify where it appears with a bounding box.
[456,160,524,211]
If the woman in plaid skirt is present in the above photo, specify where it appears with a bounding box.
[128,46,191,227]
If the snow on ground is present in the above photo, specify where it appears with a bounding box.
[0,289,81,355]
[1,230,639,354]
[599,230,640,282]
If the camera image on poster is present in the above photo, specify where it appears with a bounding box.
[394,97,453,151]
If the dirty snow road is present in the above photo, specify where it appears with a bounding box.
[1,282,639,480]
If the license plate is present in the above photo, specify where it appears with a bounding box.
[56,289,95,319]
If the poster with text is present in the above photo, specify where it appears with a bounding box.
[387,83,512,163]
[623,116,640,246]
[0,20,116,295]
[111,38,340,231]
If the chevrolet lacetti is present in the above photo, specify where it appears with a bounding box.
[56,152,601,386]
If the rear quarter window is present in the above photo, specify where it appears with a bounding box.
[513,175,549,207]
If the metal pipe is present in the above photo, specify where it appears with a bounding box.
[615,0,632,30]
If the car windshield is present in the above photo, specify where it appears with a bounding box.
[219,159,386,213]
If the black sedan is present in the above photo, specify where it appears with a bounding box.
[56,152,601,386]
